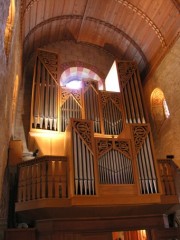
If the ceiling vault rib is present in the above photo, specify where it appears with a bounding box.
[86,17,148,66]
[23,15,83,45]
[23,15,148,68]
[22,0,39,17]
[77,0,89,41]
[114,0,167,48]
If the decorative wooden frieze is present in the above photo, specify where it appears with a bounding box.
[61,88,81,106]
[132,124,149,154]
[73,120,93,151]
[96,139,113,158]
[96,138,131,159]
[100,91,110,107]
[110,93,122,107]
[117,61,137,88]
[114,140,131,159]
[38,49,58,81]
[83,79,99,92]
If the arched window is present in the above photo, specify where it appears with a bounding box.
[151,88,170,131]
[60,67,103,90]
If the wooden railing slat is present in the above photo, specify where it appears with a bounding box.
[158,159,177,196]
[17,156,67,202]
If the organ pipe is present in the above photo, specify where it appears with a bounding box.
[72,128,95,195]
[33,59,41,128]
[98,150,134,185]
[137,134,158,194]
[32,57,58,130]
[60,93,82,132]
[120,67,146,124]
[103,100,123,135]
[84,85,101,133]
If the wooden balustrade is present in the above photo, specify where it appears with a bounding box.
[157,159,177,195]
[17,156,67,202]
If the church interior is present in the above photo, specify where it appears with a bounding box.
[0,0,180,239]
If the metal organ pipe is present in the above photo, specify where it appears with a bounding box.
[123,86,132,123]
[73,130,79,195]
[44,72,50,129]
[32,59,58,131]
[53,84,58,130]
[129,75,140,123]
[84,86,101,133]
[49,76,54,130]
[121,71,146,124]
[103,100,123,135]
[98,150,134,184]
[72,128,95,195]
[61,94,82,132]
[34,59,41,128]
[39,65,45,129]
[134,71,146,123]
[127,80,136,123]
[137,137,158,194]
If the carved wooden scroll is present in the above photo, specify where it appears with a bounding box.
[32,49,59,130]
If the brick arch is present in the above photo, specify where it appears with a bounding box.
[59,61,105,89]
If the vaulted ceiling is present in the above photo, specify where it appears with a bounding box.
[21,0,180,77]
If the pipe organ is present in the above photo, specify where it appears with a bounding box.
[31,50,159,197]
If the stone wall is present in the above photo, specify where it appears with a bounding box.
[143,38,180,166]
[0,0,22,236]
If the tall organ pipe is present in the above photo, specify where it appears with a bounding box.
[44,73,50,129]
[39,65,45,128]
[84,87,101,133]
[61,95,82,132]
[49,77,54,130]
[34,59,41,128]
[98,150,134,184]
[137,137,158,194]
[121,71,146,124]
[72,128,95,195]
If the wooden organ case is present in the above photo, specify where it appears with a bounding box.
[29,49,162,203]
